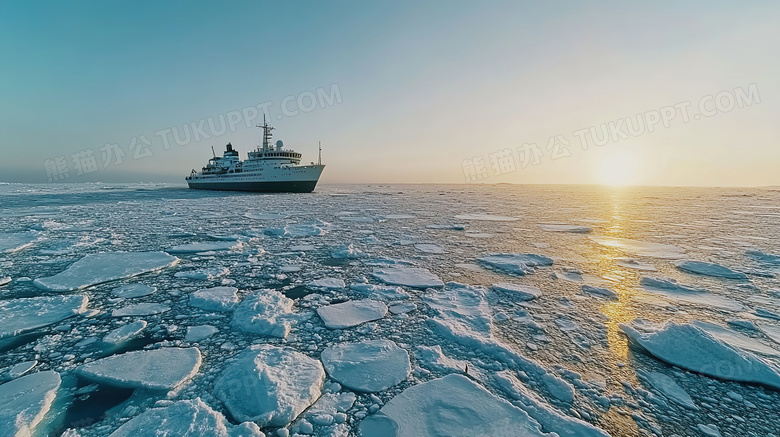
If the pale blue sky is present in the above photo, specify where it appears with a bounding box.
[1,1,778,185]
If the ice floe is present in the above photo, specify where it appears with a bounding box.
[413,345,467,373]
[757,323,780,345]
[293,391,356,430]
[185,325,218,342]
[307,277,346,290]
[103,320,147,344]
[109,398,263,437]
[494,371,610,437]
[691,321,780,359]
[0,294,88,339]
[321,340,410,392]
[358,374,549,436]
[166,241,243,253]
[637,369,698,410]
[264,221,329,237]
[581,284,618,300]
[330,244,368,259]
[370,266,443,288]
[0,370,61,437]
[174,266,230,280]
[231,290,297,338]
[34,251,178,292]
[0,276,10,286]
[77,347,201,390]
[189,286,240,311]
[8,360,37,378]
[614,257,657,271]
[388,302,416,315]
[214,345,325,426]
[754,307,780,321]
[638,277,744,312]
[492,282,542,300]
[539,224,592,233]
[478,253,554,275]
[621,321,780,390]
[111,283,157,298]
[317,299,387,329]
[454,213,520,221]
[0,230,40,253]
[590,236,686,259]
[350,283,410,301]
[414,243,444,253]
[112,303,170,317]
[245,211,288,220]
[673,260,748,279]
[745,249,780,264]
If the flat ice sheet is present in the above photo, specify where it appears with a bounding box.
[34,252,178,291]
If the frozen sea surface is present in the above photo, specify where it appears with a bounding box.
[1,183,780,436]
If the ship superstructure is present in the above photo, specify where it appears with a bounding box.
[186,117,325,192]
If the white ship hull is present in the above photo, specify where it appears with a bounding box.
[187,164,324,193]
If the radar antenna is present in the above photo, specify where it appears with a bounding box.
[256,115,275,151]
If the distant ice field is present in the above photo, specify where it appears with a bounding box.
[1,183,779,436]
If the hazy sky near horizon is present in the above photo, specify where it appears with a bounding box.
[1,1,778,186]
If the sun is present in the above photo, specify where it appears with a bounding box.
[596,150,640,186]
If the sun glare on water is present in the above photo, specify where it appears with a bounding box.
[597,150,640,186]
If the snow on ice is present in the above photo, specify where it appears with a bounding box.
[111,283,157,298]
[638,277,744,312]
[166,241,243,253]
[34,251,178,292]
[330,244,368,259]
[478,253,554,275]
[589,236,686,259]
[231,290,297,338]
[413,345,467,373]
[370,266,444,288]
[189,286,241,311]
[0,370,61,437]
[109,398,263,437]
[745,249,780,265]
[358,374,550,437]
[103,320,147,344]
[494,371,610,437]
[112,303,170,317]
[307,277,346,290]
[174,266,230,280]
[621,321,780,390]
[0,230,40,253]
[492,282,542,301]
[77,347,201,390]
[350,283,411,301]
[0,294,88,339]
[214,345,325,426]
[581,285,618,300]
[673,260,748,279]
[317,299,387,329]
[321,340,410,392]
[185,325,219,342]
[637,370,698,410]
[414,243,444,254]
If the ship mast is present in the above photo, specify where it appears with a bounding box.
[257,115,275,151]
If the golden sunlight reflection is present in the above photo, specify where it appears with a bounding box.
[594,192,636,360]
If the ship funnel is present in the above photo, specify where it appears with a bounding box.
[226,143,233,152]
